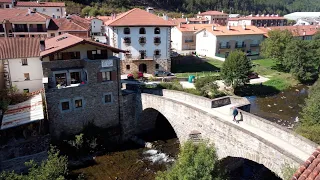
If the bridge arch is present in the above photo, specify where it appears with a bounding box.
[138,91,316,178]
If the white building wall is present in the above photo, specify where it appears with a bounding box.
[217,34,263,47]
[91,19,103,33]
[8,57,43,92]
[228,20,239,26]
[17,6,66,18]
[196,30,216,58]
[114,26,170,61]
[171,27,182,51]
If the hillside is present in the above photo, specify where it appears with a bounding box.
[62,0,320,17]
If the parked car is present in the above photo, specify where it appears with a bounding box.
[127,72,144,79]
[170,51,179,58]
[248,72,259,79]
[154,71,175,77]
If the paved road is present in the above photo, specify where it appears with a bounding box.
[162,94,310,162]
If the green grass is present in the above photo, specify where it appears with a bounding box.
[252,58,298,91]
[172,57,223,78]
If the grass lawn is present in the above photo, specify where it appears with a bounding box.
[252,59,299,91]
[172,57,223,78]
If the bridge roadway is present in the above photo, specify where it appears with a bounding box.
[164,94,310,162]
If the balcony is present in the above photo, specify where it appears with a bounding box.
[185,39,194,43]
[14,28,28,32]
[250,44,259,47]
[219,45,230,49]
[235,44,245,48]
[29,28,46,32]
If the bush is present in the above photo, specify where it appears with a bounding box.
[158,81,184,91]
[195,76,222,98]
[156,141,226,180]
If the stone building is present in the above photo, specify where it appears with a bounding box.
[104,8,174,74]
[40,33,125,137]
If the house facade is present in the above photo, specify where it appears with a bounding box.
[228,14,287,27]
[196,11,228,25]
[15,1,65,19]
[0,0,13,8]
[40,33,125,137]
[105,8,173,74]
[0,37,43,93]
[195,25,265,60]
[259,25,319,40]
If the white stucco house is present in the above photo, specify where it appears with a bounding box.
[15,1,66,19]
[0,38,43,92]
[196,11,228,25]
[90,18,107,44]
[195,25,265,60]
[104,8,174,74]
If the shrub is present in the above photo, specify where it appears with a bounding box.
[195,76,222,98]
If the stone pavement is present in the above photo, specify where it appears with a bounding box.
[163,95,310,162]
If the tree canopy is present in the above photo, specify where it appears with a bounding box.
[156,141,225,180]
[221,51,252,89]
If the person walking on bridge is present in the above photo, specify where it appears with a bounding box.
[232,107,239,123]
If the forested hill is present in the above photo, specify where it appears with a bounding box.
[62,0,320,17]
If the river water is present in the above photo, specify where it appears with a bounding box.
[246,85,309,128]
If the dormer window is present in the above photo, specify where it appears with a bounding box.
[124,37,131,44]
[154,27,160,34]
[154,37,161,45]
[139,27,146,34]
[139,37,146,44]
[124,27,130,34]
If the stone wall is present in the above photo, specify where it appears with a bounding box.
[43,59,121,138]
[120,59,170,75]
[140,93,303,178]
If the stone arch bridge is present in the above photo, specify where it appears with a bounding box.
[129,89,318,179]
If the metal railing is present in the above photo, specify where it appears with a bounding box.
[219,45,230,49]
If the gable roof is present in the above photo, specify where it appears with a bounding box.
[0,0,11,3]
[16,1,65,7]
[199,11,227,16]
[259,25,319,37]
[0,37,40,59]
[196,25,265,36]
[105,8,173,27]
[292,147,320,180]
[40,33,125,57]
[0,9,49,23]
[176,24,220,32]
[53,18,89,32]
[229,16,285,21]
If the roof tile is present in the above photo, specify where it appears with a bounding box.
[16,1,65,7]
[0,37,40,59]
[0,9,49,22]
[197,25,265,36]
[293,147,320,180]
[199,11,227,16]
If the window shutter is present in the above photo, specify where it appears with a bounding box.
[111,71,117,81]
[102,50,108,59]
[62,52,71,60]
[87,51,93,59]
[97,72,102,82]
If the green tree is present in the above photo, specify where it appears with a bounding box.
[81,6,92,16]
[260,29,293,65]
[283,40,318,82]
[221,51,252,89]
[156,141,226,180]
[0,146,68,180]
[295,80,320,144]
[313,31,320,40]
[195,76,221,98]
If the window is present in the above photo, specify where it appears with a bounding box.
[154,27,160,34]
[57,8,60,12]
[57,16,60,18]
[24,73,30,80]
[21,58,28,66]
[126,65,130,70]
[23,89,29,93]
[55,73,67,86]
[124,27,130,34]
[139,27,146,34]
[6,5,9,8]
[154,37,161,44]
[43,8,46,12]
[155,64,159,69]
[154,50,160,56]
[75,99,82,108]
[61,101,70,111]
[70,72,81,84]
[102,71,111,82]
[104,93,112,104]
[124,37,131,44]
[139,50,146,59]
[51,33,55,37]
[139,37,146,44]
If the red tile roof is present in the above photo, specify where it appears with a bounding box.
[259,25,319,37]
[292,147,320,180]
[53,16,90,32]
[0,0,11,3]
[177,24,220,32]
[16,1,65,7]
[199,11,227,16]
[0,9,49,22]
[105,8,173,27]
[40,33,125,57]
[197,25,266,36]
[0,37,40,59]
[229,16,286,21]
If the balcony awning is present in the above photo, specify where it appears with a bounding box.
[1,93,44,130]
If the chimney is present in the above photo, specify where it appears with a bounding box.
[186,17,188,22]
[212,25,216,31]
[163,14,168,21]
[36,0,39,3]
[179,23,181,28]
[303,31,306,36]
[193,26,195,30]
[28,8,31,14]
[242,24,246,30]
[146,7,154,14]
[40,40,45,51]
[198,11,201,14]
[182,13,184,18]
[222,10,224,14]
[227,25,230,30]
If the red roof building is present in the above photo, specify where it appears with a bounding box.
[259,25,319,40]
[292,147,320,180]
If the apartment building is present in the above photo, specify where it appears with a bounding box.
[228,14,287,27]
[259,25,319,40]
[52,15,91,38]
[105,8,173,74]
[0,9,54,38]
[196,11,228,25]
[1,0,65,18]
[0,37,43,92]
[40,33,125,137]
[195,25,265,60]
[171,24,218,51]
